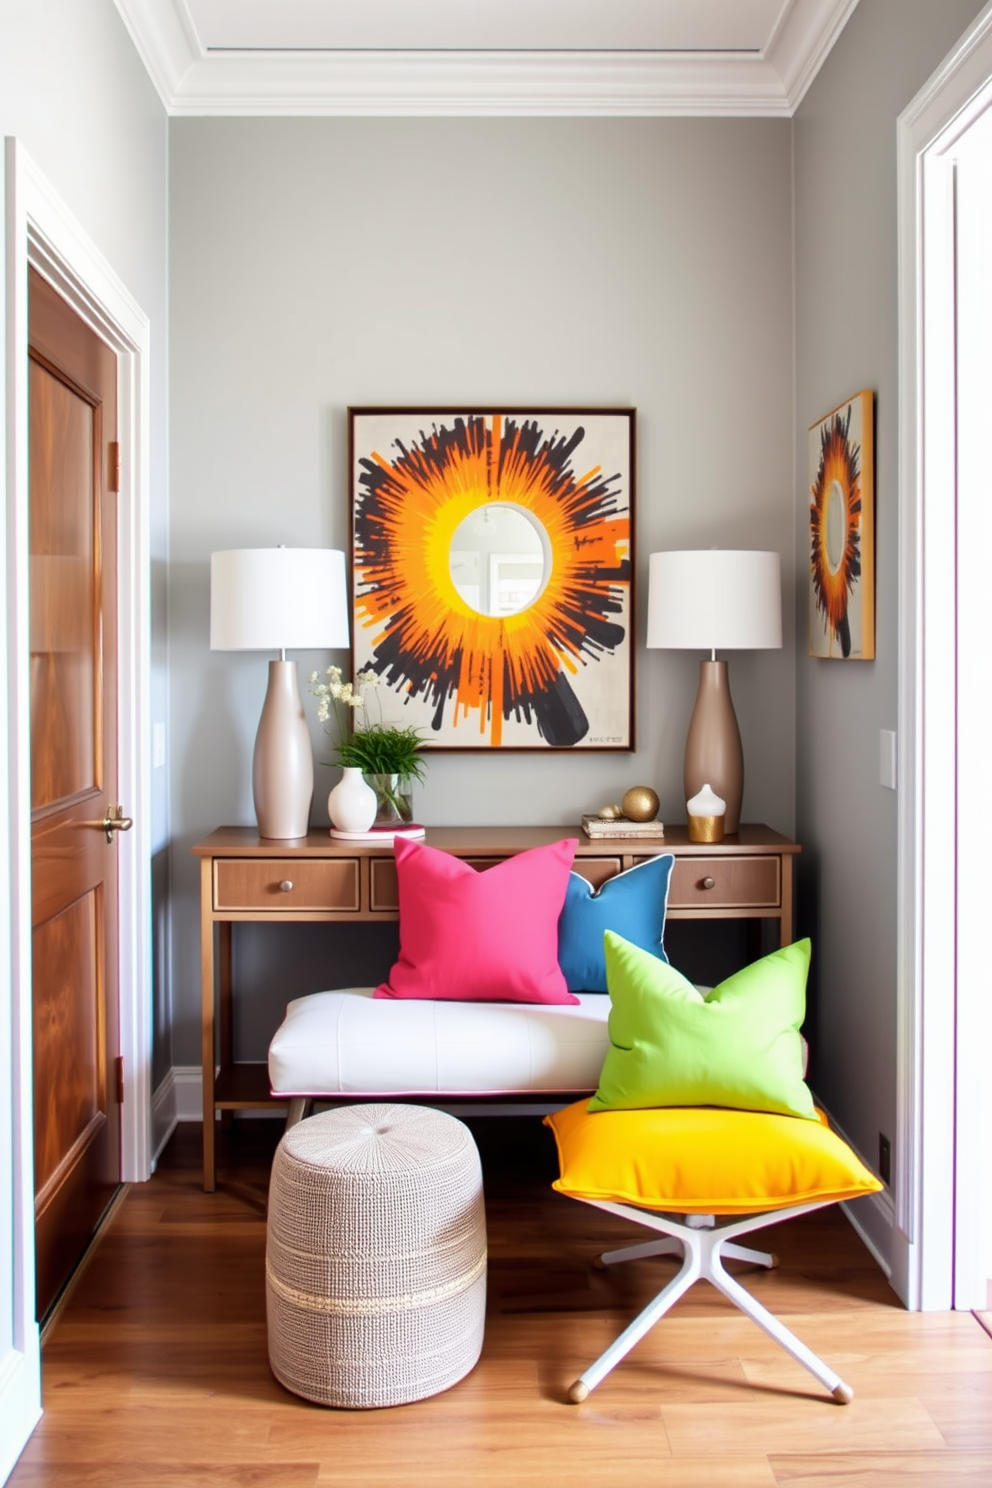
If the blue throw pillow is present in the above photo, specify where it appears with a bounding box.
[557,854,675,993]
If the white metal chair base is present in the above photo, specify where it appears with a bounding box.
[568,1198,854,1406]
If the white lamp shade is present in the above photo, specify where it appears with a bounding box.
[646,550,782,651]
[210,548,350,652]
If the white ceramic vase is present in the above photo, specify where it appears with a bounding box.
[327,767,377,833]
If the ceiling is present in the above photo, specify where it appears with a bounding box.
[113,0,861,117]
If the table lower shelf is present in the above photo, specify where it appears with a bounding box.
[214,1062,286,1111]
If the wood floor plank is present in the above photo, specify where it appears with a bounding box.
[12,1469,318,1488]
[770,1452,992,1485]
[661,1396,947,1456]
[315,1454,780,1487]
[8,1117,990,1488]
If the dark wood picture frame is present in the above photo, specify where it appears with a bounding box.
[348,407,635,751]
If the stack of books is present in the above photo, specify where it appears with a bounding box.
[580,814,665,840]
[329,824,426,843]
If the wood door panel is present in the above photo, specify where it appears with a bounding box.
[29,360,99,810]
[31,807,108,926]
[29,266,121,1320]
[32,890,106,1201]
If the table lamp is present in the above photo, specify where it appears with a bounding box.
[211,547,349,839]
[646,550,782,834]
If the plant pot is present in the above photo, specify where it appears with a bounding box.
[327,767,377,833]
[363,772,414,827]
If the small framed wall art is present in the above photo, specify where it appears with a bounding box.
[808,390,875,660]
[349,407,635,750]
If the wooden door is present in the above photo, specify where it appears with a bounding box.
[29,267,124,1321]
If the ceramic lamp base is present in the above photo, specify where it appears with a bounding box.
[252,659,313,839]
[683,659,743,835]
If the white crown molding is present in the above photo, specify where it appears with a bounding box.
[114,0,859,117]
[113,0,202,103]
[769,0,862,110]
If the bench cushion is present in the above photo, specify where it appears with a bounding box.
[268,988,611,1098]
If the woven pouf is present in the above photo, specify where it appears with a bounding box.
[266,1103,487,1409]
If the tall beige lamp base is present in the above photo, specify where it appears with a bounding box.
[252,659,314,839]
[683,660,743,834]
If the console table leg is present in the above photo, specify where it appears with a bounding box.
[201,858,216,1192]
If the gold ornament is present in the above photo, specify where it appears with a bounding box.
[597,804,622,820]
[621,786,660,822]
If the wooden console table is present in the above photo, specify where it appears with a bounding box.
[193,824,800,1191]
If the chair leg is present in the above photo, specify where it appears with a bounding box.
[722,1241,778,1269]
[568,1244,701,1403]
[707,1244,852,1403]
[596,1236,683,1269]
[285,1097,311,1130]
[568,1199,853,1406]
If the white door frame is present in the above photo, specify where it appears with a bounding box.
[895,3,992,1311]
[1,139,152,1475]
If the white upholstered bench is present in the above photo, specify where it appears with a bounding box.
[268,987,613,1126]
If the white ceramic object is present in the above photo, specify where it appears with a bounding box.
[327,767,377,833]
[686,783,726,817]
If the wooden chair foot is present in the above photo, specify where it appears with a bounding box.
[832,1381,854,1404]
[568,1379,589,1403]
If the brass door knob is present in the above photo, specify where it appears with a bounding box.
[79,805,133,843]
[701,876,716,890]
[103,805,133,843]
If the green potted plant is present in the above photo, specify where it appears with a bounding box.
[309,666,426,826]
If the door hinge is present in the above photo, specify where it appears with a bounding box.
[114,1055,124,1106]
[108,441,121,493]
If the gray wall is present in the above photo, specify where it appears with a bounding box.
[793,0,986,1210]
[0,0,172,1081]
[168,116,796,1062]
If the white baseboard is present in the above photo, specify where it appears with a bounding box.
[0,1344,42,1487]
[150,1065,206,1163]
[812,1096,895,1282]
[151,1066,289,1153]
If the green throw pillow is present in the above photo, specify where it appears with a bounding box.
[590,933,816,1120]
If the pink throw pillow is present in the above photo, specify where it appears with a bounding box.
[375,837,579,1004]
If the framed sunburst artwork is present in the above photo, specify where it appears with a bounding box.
[808,390,875,660]
[349,407,635,750]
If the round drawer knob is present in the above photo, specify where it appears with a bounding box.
[701,876,716,890]
[279,879,294,893]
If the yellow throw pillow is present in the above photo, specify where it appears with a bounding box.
[545,1099,882,1215]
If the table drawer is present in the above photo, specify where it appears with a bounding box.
[369,852,622,912]
[370,856,501,912]
[214,858,360,912]
[666,855,780,910]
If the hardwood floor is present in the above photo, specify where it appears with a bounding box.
[12,1117,992,1486]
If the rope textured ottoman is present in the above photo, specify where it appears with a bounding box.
[266,1103,487,1408]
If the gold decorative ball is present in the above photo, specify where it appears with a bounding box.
[621,786,660,822]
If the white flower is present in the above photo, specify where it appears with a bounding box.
[356,668,380,690]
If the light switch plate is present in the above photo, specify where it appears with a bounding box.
[880,729,897,790]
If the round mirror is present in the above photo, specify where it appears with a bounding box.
[448,504,551,616]
[824,479,847,575]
